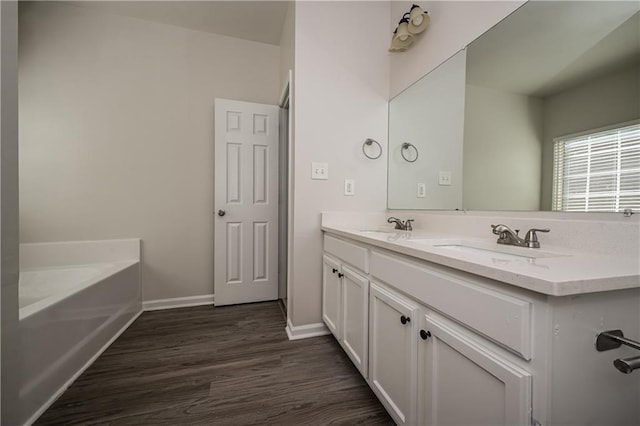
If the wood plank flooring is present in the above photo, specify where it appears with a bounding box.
[36,302,393,425]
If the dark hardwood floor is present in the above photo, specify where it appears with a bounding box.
[36,302,392,425]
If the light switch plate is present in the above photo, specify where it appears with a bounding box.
[417,183,426,198]
[344,179,355,196]
[311,162,329,180]
[438,171,452,186]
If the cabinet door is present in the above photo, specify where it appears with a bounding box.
[418,314,532,426]
[369,282,418,426]
[322,255,342,339]
[341,265,369,377]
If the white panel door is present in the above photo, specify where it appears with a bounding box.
[419,314,532,426]
[322,255,342,338]
[341,265,369,377]
[214,99,279,306]
[369,282,418,426]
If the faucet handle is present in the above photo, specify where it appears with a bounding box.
[524,228,550,248]
[387,216,405,230]
[405,219,414,231]
[491,224,509,235]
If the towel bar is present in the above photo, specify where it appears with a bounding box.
[595,329,640,374]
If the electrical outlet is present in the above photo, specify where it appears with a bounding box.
[311,162,328,180]
[344,179,355,196]
[417,183,426,198]
[438,171,452,186]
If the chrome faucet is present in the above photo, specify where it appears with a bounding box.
[387,217,414,231]
[491,224,549,248]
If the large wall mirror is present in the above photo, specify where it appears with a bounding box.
[388,1,640,212]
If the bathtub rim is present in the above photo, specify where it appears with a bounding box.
[19,259,140,321]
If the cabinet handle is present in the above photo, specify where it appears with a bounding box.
[332,268,338,274]
[420,330,431,340]
[338,273,344,278]
[400,315,411,325]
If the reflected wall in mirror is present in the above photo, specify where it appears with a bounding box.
[388,1,640,212]
[388,50,466,209]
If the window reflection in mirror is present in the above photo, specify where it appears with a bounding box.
[388,1,640,212]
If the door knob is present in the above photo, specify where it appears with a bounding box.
[400,315,411,325]
[217,209,226,217]
[332,268,338,274]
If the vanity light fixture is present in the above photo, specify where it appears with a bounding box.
[408,4,430,34]
[389,4,430,53]
[396,14,413,42]
[390,15,414,52]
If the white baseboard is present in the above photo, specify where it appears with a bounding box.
[143,294,214,311]
[285,319,331,340]
[23,308,143,426]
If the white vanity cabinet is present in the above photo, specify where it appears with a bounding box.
[368,282,418,425]
[321,231,640,425]
[322,235,370,376]
[371,250,534,426]
[417,313,532,426]
[322,255,369,376]
[321,255,342,338]
[323,234,534,425]
[340,265,369,376]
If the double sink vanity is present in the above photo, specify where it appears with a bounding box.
[321,1,640,423]
[320,213,640,426]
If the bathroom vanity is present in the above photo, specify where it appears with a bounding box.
[321,216,640,426]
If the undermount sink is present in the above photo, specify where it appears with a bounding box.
[358,229,399,235]
[434,244,537,261]
[409,239,568,261]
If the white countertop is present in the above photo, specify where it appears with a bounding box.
[322,225,640,296]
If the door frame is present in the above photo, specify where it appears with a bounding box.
[279,70,293,322]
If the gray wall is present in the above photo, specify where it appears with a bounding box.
[18,2,281,302]
[388,50,466,210]
[540,63,640,210]
[279,2,294,91]
[1,1,20,424]
[289,1,390,326]
[463,84,543,210]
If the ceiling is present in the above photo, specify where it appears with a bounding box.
[69,1,291,45]
[466,1,640,97]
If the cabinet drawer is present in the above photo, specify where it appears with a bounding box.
[324,235,368,273]
[371,251,532,360]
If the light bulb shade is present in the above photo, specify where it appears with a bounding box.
[389,28,410,53]
[391,36,413,49]
[388,45,408,53]
[389,32,413,52]
[408,5,430,34]
[393,18,414,45]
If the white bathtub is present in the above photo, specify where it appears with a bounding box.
[18,239,142,426]
[20,263,127,313]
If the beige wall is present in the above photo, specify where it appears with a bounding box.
[1,1,20,423]
[279,2,294,92]
[464,84,543,210]
[19,2,281,301]
[540,64,640,210]
[289,1,390,326]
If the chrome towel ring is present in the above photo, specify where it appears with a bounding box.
[401,142,419,163]
[362,138,382,160]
